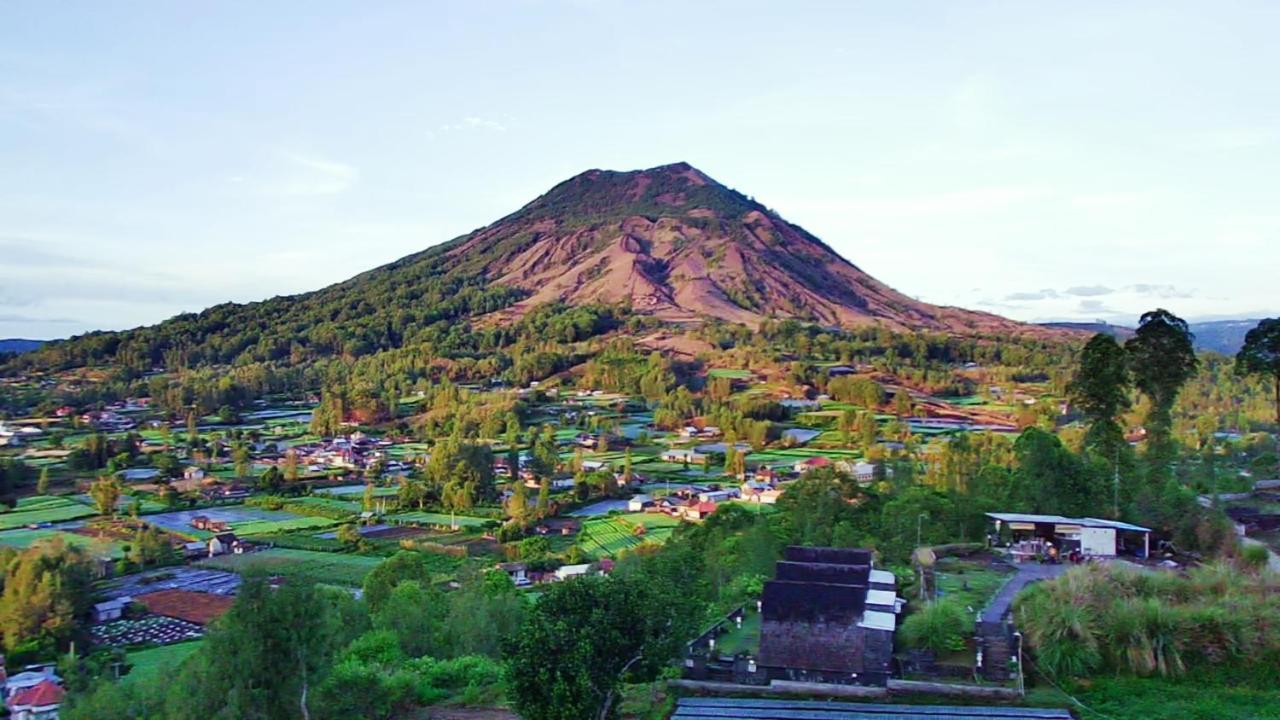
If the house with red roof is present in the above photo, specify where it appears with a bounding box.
[8,679,64,719]
[793,456,833,474]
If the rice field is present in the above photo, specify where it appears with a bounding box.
[708,368,754,379]
[0,495,97,529]
[200,548,383,586]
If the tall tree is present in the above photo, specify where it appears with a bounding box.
[89,477,121,517]
[506,576,687,720]
[1126,309,1198,482]
[1067,333,1135,514]
[0,538,93,653]
[1235,318,1280,424]
[166,575,336,720]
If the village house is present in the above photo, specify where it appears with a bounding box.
[683,500,719,521]
[661,448,707,465]
[207,533,246,557]
[698,488,739,504]
[190,515,230,533]
[554,563,593,581]
[498,562,531,587]
[183,466,206,481]
[91,597,130,623]
[792,456,832,474]
[627,494,654,512]
[6,680,64,720]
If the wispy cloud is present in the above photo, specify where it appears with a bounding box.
[439,116,507,133]
[269,152,360,197]
[1065,285,1113,297]
[1005,289,1059,301]
[1129,283,1193,299]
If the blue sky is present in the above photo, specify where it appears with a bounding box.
[2,1,1277,339]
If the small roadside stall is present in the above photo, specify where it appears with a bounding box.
[986,512,1151,562]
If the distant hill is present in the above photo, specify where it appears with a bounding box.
[0,339,44,355]
[1041,319,1264,355]
[1040,322,1136,342]
[1187,319,1263,355]
[9,163,1066,373]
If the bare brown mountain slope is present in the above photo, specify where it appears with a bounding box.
[447,162,1049,335]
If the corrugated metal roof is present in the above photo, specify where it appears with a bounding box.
[674,698,1073,719]
[986,512,1149,532]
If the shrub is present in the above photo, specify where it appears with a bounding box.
[1240,544,1270,572]
[900,600,969,654]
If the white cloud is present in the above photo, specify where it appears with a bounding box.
[439,116,507,133]
[269,152,360,197]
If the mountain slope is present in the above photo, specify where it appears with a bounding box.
[447,163,1041,334]
[8,163,1062,373]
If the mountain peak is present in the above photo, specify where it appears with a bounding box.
[442,164,1052,336]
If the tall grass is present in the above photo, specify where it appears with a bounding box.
[1015,563,1280,680]
[900,600,969,654]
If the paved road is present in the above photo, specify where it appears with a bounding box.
[979,563,1069,623]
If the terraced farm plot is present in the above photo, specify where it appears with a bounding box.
[231,515,341,536]
[0,495,97,529]
[144,506,311,538]
[386,511,491,528]
[576,514,679,558]
[125,641,203,684]
[283,496,363,514]
[0,527,125,556]
[200,548,383,586]
[708,368,753,379]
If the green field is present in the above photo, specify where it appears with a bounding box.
[0,495,97,529]
[708,368,753,379]
[387,511,491,528]
[0,527,125,556]
[201,548,383,586]
[125,641,203,684]
[232,515,342,537]
[577,513,679,558]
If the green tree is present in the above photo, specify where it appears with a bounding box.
[36,467,50,495]
[89,477,122,517]
[1126,309,1199,482]
[362,550,435,612]
[372,580,445,658]
[0,538,94,653]
[1235,318,1280,424]
[232,443,252,478]
[165,575,338,720]
[336,523,362,547]
[1068,333,1132,455]
[506,575,687,720]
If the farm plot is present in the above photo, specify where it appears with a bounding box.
[125,641,202,684]
[98,567,242,600]
[386,511,491,528]
[576,514,678,558]
[143,506,313,538]
[0,527,125,557]
[91,615,204,647]
[231,515,341,537]
[0,495,96,529]
[200,548,383,586]
[318,484,400,498]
